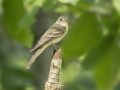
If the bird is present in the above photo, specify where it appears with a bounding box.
[25,16,69,70]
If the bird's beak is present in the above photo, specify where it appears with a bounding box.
[64,19,69,23]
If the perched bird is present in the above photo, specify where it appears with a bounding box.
[25,16,69,70]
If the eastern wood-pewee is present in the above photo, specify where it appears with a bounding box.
[25,16,69,70]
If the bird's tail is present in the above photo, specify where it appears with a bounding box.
[25,44,49,70]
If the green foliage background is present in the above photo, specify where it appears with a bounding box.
[0,0,120,90]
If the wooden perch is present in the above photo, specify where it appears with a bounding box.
[45,49,63,90]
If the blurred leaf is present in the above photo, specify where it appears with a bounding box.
[42,0,57,12]
[76,1,90,10]
[62,59,97,90]
[18,7,38,29]
[58,0,79,5]
[0,0,3,13]
[102,11,120,35]
[61,60,80,84]
[66,5,80,14]
[2,0,33,48]
[19,0,46,47]
[113,0,120,15]
[54,5,70,14]
[16,28,33,48]
[24,0,45,13]
[82,35,113,70]
[2,0,24,25]
[89,5,111,15]
[18,0,47,47]
[62,13,102,59]
[76,1,111,15]
[94,41,120,90]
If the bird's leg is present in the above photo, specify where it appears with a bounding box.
[52,43,58,50]
[52,43,59,56]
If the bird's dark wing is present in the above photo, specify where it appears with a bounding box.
[30,24,66,52]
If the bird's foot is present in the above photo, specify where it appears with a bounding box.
[52,44,59,50]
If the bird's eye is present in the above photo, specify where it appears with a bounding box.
[60,18,62,21]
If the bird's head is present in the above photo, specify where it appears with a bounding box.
[56,16,69,26]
